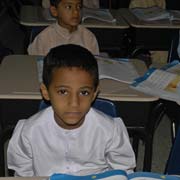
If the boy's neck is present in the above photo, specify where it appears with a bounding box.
[58,22,78,33]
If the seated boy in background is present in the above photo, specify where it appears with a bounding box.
[28,0,99,55]
[8,44,135,176]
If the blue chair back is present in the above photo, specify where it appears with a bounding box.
[165,126,180,175]
[92,98,117,117]
[39,98,117,118]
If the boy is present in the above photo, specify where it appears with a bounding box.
[7,44,135,176]
[28,0,99,56]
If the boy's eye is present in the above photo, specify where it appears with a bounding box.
[77,4,82,10]
[58,89,68,95]
[80,90,90,96]
[65,5,72,9]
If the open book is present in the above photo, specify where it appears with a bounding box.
[130,6,180,21]
[49,169,180,180]
[130,60,180,102]
[82,7,116,23]
[36,56,139,84]
[96,56,139,84]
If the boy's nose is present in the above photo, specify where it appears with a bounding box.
[73,7,80,15]
[69,94,80,107]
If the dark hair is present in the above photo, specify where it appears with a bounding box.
[50,0,83,7]
[42,44,99,90]
[50,0,61,7]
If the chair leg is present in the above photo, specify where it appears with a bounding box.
[143,135,153,172]
[132,136,139,161]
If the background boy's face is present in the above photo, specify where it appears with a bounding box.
[41,67,98,129]
[50,0,82,32]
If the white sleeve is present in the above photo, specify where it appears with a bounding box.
[7,120,34,176]
[27,35,45,56]
[105,118,136,174]
[89,33,100,56]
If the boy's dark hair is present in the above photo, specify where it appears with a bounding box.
[50,0,61,7]
[50,0,83,7]
[42,44,99,90]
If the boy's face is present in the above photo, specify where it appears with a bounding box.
[41,67,98,129]
[50,0,82,32]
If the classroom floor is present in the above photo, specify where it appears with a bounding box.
[136,114,172,173]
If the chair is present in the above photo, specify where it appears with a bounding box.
[126,101,165,171]
[164,126,180,175]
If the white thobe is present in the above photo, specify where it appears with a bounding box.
[7,107,135,177]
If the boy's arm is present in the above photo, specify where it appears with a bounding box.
[90,35,100,56]
[7,120,34,176]
[27,33,46,56]
[106,118,136,174]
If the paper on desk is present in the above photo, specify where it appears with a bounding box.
[131,61,180,102]
[96,56,139,84]
[82,7,116,23]
[130,6,170,21]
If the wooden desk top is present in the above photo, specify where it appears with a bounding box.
[20,5,129,29]
[0,55,158,102]
[120,8,180,29]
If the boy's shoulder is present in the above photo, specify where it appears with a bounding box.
[88,108,123,127]
[20,107,53,131]
[87,108,127,136]
[35,23,57,36]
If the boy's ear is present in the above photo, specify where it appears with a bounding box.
[92,86,100,102]
[50,6,58,17]
[40,83,50,101]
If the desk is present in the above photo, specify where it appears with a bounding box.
[0,55,157,102]
[20,5,129,29]
[0,55,162,172]
[20,6,130,57]
[120,8,180,51]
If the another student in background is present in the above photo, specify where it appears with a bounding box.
[28,0,99,55]
[8,44,136,176]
